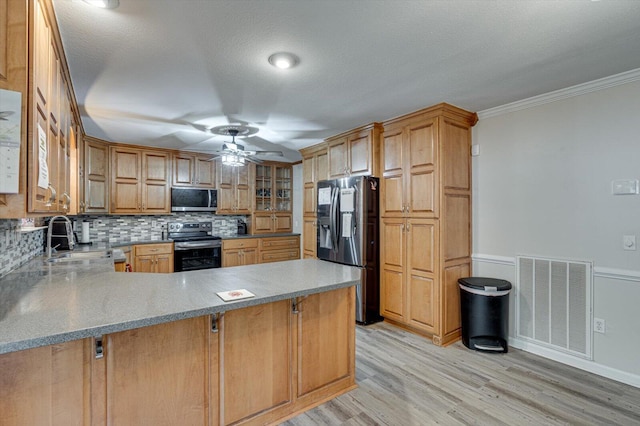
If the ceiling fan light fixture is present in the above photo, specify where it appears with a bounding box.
[83,0,119,9]
[268,52,299,69]
[222,154,245,167]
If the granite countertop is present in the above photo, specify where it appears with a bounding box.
[0,257,359,355]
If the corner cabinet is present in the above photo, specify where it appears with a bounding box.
[252,162,293,234]
[379,103,477,346]
[110,146,171,214]
[300,143,328,258]
[327,123,381,179]
[216,160,252,214]
[172,152,216,188]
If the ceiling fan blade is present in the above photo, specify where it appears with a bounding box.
[244,157,264,164]
[254,150,284,156]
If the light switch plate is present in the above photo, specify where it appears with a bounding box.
[612,179,639,195]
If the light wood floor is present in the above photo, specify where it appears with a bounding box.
[283,322,640,426]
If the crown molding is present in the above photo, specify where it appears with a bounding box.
[478,68,640,119]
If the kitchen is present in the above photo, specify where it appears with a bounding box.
[2,0,640,425]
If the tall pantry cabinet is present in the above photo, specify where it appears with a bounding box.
[379,103,477,346]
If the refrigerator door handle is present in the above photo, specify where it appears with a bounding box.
[331,186,340,251]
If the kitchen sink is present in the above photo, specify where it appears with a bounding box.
[46,250,113,263]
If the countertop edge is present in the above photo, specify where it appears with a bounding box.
[0,259,359,355]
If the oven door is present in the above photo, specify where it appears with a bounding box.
[174,245,221,272]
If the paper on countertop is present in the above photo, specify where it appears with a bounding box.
[340,188,354,212]
[342,212,352,238]
[318,187,331,205]
[216,289,255,302]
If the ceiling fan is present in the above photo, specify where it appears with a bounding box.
[208,127,283,166]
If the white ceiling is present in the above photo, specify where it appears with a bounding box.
[53,0,640,162]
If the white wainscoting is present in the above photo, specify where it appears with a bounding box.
[472,253,640,388]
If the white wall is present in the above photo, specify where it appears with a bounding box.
[472,75,640,385]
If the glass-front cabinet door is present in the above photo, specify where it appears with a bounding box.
[254,163,292,212]
[255,164,272,211]
[275,165,291,212]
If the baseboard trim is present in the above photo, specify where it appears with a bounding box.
[477,67,640,119]
[509,337,640,389]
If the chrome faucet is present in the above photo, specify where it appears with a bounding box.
[47,215,75,258]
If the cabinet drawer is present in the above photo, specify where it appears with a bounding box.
[223,238,259,250]
[135,243,173,256]
[260,236,300,251]
[260,249,300,264]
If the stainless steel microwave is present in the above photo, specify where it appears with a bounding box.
[171,188,217,212]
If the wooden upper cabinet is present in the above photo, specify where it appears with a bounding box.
[26,0,75,214]
[172,152,215,188]
[301,143,328,217]
[326,123,381,179]
[216,160,252,214]
[380,117,438,218]
[110,146,170,214]
[82,138,109,214]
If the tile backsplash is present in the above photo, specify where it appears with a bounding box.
[0,219,45,278]
[0,213,246,277]
[72,213,246,243]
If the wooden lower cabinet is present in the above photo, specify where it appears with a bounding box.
[0,287,355,425]
[259,235,300,264]
[91,316,212,426]
[223,236,300,267]
[296,286,355,400]
[0,339,88,425]
[302,217,317,259]
[222,238,259,267]
[133,242,174,273]
[222,300,293,424]
[380,217,439,335]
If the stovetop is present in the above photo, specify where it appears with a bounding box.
[167,221,220,242]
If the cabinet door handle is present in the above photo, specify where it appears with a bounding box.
[406,224,411,232]
[46,184,57,207]
[211,314,219,333]
[401,224,405,231]
[95,336,104,359]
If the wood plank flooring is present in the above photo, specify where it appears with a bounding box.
[283,322,640,425]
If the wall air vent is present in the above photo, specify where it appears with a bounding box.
[516,256,593,359]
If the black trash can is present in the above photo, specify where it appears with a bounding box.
[458,277,512,353]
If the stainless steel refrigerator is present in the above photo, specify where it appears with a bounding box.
[317,176,381,324]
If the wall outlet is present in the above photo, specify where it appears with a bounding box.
[594,318,606,334]
[623,235,636,251]
[152,221,158,229]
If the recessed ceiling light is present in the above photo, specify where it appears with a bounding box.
[83,0,119,9]
[268,52,299,69]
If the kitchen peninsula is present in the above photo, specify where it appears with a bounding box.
[0,257,359,425]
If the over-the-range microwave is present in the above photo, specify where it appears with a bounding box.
[171,188,217,212]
